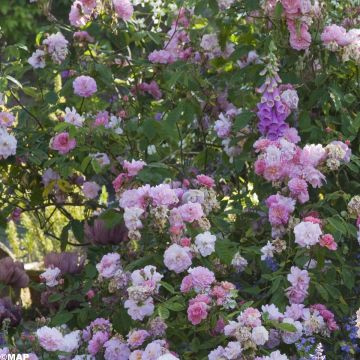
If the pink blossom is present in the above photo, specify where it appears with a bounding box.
[148,50,176,64]
[113,0,134,21]
[188,266,215,291]
[178,202,204,223]
[36,326,63,351]
[319,234,337,250]
[119,185,150,209]
[88,331,109,355]
[187,301,208,325]
[180,274,193,293]
[94,111,109,127]
[123,159,146,177]
[149,184,179,207]
[238,308,262,328]
[164,244,192,273]
[50,132,76,154]
[288,21,312,51]
[112,173,128,192]
[288,177,309,204]
[73,31,95,43]
[73,75,97,97]
[266,194,295,226]
[196,174,215,188]
[127,329,150,348]
[321,24,351,46]
[69,2,88,27]
[83,181,101,199]
[124,297,155,321]
[0,112,15,127]
[104,338,131,360]
[281,0,300,14]
[96,253,121,278]
[137,81,162,100]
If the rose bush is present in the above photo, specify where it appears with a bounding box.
[0,0,360,359]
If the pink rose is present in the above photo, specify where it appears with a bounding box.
[187,301,208,325]
[319,234,337,251]
[50,132,76,154]
[196,174,215,188]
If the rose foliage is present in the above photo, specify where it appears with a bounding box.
[1,0,360,359]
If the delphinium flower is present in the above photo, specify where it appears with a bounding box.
[309,343,326,359]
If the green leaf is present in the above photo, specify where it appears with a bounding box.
[48,293,63,303]
[342,267,354,290]
[233,111,253,132]
[51,311,73,326]
[271,322,297,332]
[158,305,170,319]
[160,281,175,294]
[215,239,236,265]
[315,283,329,301]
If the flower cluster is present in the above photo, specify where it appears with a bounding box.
[28,32,69,68]
[148,9,192,64]
[321,24,360,63]
[280,0,319,51]
[118,175,219,241]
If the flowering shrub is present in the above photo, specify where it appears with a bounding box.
[0,0,360,359]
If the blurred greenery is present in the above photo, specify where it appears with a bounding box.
[0,0,71,46]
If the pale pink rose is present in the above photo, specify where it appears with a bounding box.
[123,159,146,177]
[187,301,208,325]
[83,181,101,199]
[36,326,64,351]
[321,24,351,46]
[178,202,204,223]
[294,221,322,248]
[164,244,192,273]
[281,0,300,14]
[0,112,15,127]
[73,75,97,97]
[96,253,121,278]
[113,0,134,21]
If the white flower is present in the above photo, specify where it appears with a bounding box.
[163,244,192,273]
[43,32,69,64]
[223,341,242,359]
[294,221,322,248]
[231,252,248,272]
[281,89,299,109]
[147,144,156,155]
[260,241,275,260]
[40,267,61,287]
[36,326,64,351]
[195,231,216,257]
[59,330,81,353]
[28,49,46,69]
[281,318,303,344]
[251,326,269,345]
[261,304,283,321]
[64,107,84,127]
[124,207,144,231]
[0,127,17,159]
[158,354,179,360]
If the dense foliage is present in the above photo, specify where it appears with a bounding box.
[0,0,360,359]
